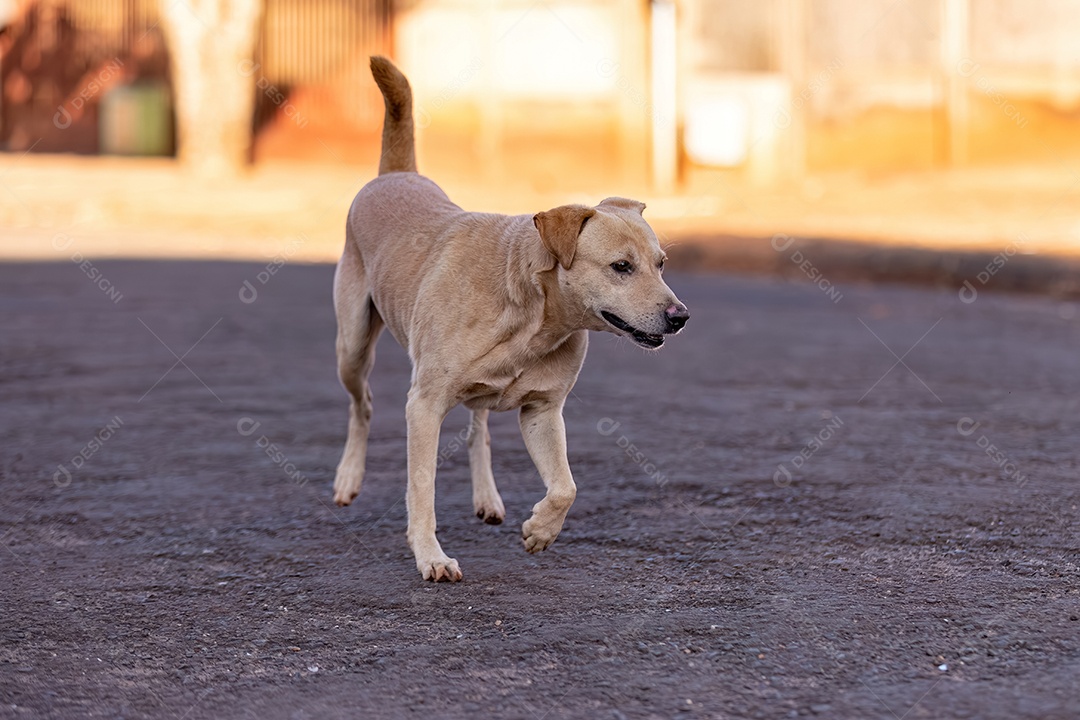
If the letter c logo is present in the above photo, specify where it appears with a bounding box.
[956,417,980,437]
[239,280,258,304]
[774,464,792,487]
[956,58,980,78]
[596,417,621,436]
[237,59,260,78]
[54,464,72,488]
[771,233,795,252]
[54,105,72,129]
[237,417,261,436]
[959,280,978,304]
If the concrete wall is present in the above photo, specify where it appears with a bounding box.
[394,0,650,191]
[682,0,1080,180]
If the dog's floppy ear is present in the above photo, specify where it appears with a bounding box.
[533,204,596,270]
[599,197,646,215]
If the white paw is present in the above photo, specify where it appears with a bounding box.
[521,514,563,554]
[417,555,462,582]
[332,469,361,507]
[474,495,505,525]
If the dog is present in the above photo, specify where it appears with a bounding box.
[332,57,689,581]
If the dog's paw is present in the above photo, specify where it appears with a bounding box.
[333,486,359,507]
[332,470,361,506]
[474,496,505,525]
[333,490,358,507]
[418,556,462,582]
[521,515,562,554]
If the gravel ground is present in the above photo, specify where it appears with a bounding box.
[1,260,1078,719]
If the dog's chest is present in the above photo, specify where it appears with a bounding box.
[460,348,560,412]
[460,369,539,412]
[458,329,585,412]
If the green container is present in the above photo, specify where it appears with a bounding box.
[100,83,173,156]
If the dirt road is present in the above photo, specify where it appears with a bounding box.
[1,261,1078,719]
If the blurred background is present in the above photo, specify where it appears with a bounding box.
[2,0,1080,278]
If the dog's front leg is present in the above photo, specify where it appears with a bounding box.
[518,400,577,553]
[405,390,461,581]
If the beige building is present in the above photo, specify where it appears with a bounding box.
[4,0,1080,190]
[398,0,1080,191]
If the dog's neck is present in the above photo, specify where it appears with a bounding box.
[504,220,584,355]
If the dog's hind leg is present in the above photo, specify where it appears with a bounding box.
[405,387,460,581]
[468,409,505,524]
[333,242,384,507]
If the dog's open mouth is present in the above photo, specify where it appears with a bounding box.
[601,311,664,348]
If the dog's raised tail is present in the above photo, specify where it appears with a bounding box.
[370,56,417,175]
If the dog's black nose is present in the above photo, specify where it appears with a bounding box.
[664,303,689,333]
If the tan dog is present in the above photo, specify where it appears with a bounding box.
[332,57,689,581]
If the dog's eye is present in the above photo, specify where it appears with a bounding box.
[611,260,634,274]
[658,259,666,272]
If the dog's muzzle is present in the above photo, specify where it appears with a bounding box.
[601,311,665,348]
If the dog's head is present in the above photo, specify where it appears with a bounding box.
[533,197,689,349]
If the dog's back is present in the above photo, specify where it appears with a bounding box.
[348,58,463,332]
